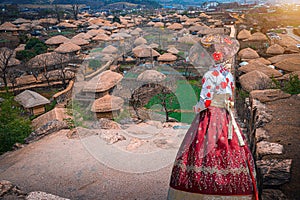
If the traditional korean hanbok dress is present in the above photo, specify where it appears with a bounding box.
[167,63,258,200]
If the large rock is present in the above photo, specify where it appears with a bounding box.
[266,44,285,55]
[252,99,273,128]
[25,120,68,143]
[261,189,288,200]
[275,57,300,72]
[256,159,292,186]
[257,141,283,157]
[255,128,270,142]
[268,53,300,64]
[238,47,260,60]
[250,89,291,103]
[239,70,273,92]
[238,61,282,77]
[26,191,70,200]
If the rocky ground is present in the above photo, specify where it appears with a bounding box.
[0,120,187,200]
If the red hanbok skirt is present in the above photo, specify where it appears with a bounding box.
[168,107,258,200]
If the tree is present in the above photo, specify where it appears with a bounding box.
[0,47,14,91]
[54,53,72,89]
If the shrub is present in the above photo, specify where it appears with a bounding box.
[0,93,32,154]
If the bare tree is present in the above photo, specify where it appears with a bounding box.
[0,47,14,92]
[54,53,72,89]
[54,4,61,22]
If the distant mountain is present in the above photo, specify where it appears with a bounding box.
[0,0,162,9]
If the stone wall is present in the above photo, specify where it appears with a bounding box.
[236,90,294,200]
[52,80,74,104]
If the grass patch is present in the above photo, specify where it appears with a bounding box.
[90,47,104,53]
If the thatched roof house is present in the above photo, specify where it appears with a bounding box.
[12,18,31,24]
[92,33,111,41]
[27,52,71,69]
[72,33,93,40]
[102,45,118,54]
[69,38,89,46]
[154,22,164,28]
[132,45,160,58]
[237,29,251,40]
[134,37,147,46]
[57,22,77,29]
[83,70,123,95]
[15,90,50,115]
[238,48,260,60]
[54,42,81,54]
[178,35,197,44]
[167,23,183,30]
[87,29,106,37]
[0,22,18,31]
[91,94,124,119]
[247,32,268,41]
[137,70,166,83]
[45,35,70,45]
[158,53,177,62]
[266,44,285,55]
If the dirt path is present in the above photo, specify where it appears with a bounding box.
[0,130,173,200]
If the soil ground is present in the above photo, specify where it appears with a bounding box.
[263,95,300,200]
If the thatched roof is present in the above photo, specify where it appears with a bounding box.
[15,90,50,108]
[247,32,268,41]
[27,52,71,68]
[275,57,300,72]
[198,27,225,35]
[12,18,31,24]
[102,45,118,54]
[158,53,177,62]
[266,44,285,55]
[134,37,147,46]
[130,29,140,36]
[0,22,18,31]
[91,94,124,112]
[137,70,166,83]
[45,35,70,45]
[188,24,209,32]
[132,45,160,58]
[16,75,37,86]
[92,33,111,41]
[238,61,282,77]
[87,29,106,36]
[38,18,58,24]
[248,57,271,65]
[39,70,75,82]
[57,22,77,28]
[72,33,93,40]
[83,70,123,93]
[154,22,164,28]
[69,37,89,46]
[237,29,251,40]
[167,47,180,55]
[167,23,183,30]
[238,48,260,60]
[268,53,300,64]
[54,42,81,53]
[31,107,69,129]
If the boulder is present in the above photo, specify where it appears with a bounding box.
[257,141,283,157]
[266,44,285,55]
[239,70,273,92]
[250,89,291,103]
[268,53,300,64]
[255,128,270,142]
[252,99,273,128]
[238,62,282,77]
[25,120,68,143]
[26,191,70,200]
[261,189,288,200]
[90,118,121,129]
[238,48,260,60]
[256,159,292,186]
[248,57,271,65]
[275,57,300,72]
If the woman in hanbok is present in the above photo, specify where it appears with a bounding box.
[167,35,259,200]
